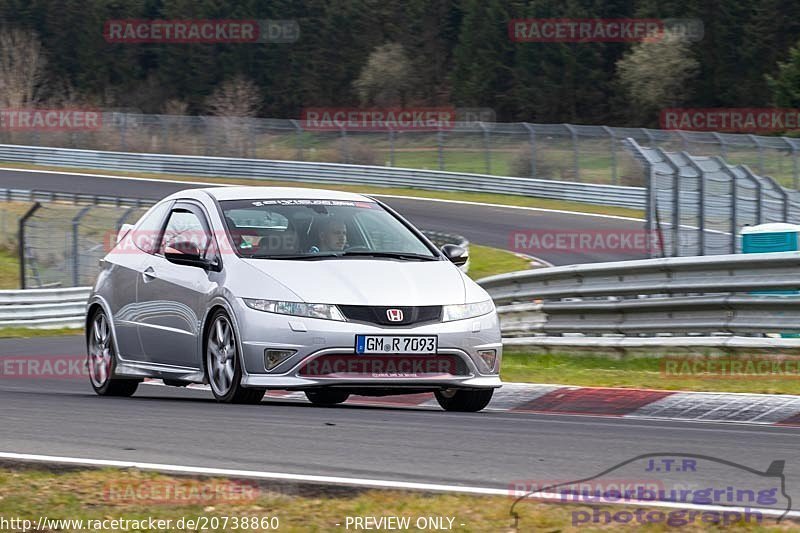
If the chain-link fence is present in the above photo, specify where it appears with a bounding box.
[2,113,799,189]
[625,139,800,257]
[21,202,151,289]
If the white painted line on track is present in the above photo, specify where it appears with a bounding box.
[0,452,796,520]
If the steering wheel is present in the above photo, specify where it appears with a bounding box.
[343,245,370,252]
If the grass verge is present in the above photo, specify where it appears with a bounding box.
[0,161,643,219]
[466,244,532,280]
[0,248,18,289]
[501,351,800,395]
[0,465,790,532]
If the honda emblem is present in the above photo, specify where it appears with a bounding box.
[386,309,404,322]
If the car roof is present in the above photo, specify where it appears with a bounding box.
[199,186,372,202]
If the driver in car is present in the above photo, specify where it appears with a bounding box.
[310,217,347,253]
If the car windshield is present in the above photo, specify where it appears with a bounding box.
[219,199,438,260]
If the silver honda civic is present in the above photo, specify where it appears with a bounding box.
[86,186,502,412]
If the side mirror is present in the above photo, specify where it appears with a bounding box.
[164,240,218,270]
[441,244,468,266]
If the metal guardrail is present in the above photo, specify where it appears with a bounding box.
[478,251,800,349]
[0,144,646,209]
[0,287,90,328]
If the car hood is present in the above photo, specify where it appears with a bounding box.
[240,258,469,306]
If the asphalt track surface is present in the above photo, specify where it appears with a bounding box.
[1,336,799,512]
[0,167,648,265]
[4,168,798,515]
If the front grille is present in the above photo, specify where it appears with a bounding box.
[339,305,442,327]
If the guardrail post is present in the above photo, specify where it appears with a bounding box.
[71,206,93,287]
[19,202,41,290]
[564,124,580,181]
[522,123,536,178]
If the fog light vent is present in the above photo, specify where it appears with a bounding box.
[477,349,497,372]
[265,349,296,370]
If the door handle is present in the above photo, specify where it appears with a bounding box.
[142,266,156,283]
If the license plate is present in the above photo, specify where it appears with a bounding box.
[355,335,438,354]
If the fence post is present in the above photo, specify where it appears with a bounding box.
[522,123,537,178]
[603,126,617,185]
[784,137,798,190]
[655,148,681,257]
[339,125,349,164]
[683,153,705,256]
[71,206,93,287]
[739,165,764,224]
[18,202,41,290]
[564,123,580,181]
[762,175,790,222]
[388,129,395,167]
[437,125,445,171]
[289,119,304,161]
[716,161,740,254]
[712,132,726,158]
[748,134,765,175]
[479,122,491,174]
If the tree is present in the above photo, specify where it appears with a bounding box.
[0,27,47,107]
[768,40,800,107]
[353,43,416,106]
[616,31,699,124]
[205,75,262,117]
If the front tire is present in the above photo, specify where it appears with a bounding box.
[434,388,494,412]
[205,310,265,404]
[305,389,350,406]
[87,309,140,397]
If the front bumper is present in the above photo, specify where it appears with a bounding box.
[234,299,502,390]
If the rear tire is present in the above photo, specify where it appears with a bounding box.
[205,310,265,404]
[434,388,493,412]
[87,309,140,397]
[305,389,350,406]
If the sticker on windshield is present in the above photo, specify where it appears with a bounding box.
[251,199,369,207]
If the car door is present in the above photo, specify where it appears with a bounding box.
[108,200,173,361]
[136,201,220,368]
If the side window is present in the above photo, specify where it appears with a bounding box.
[133,201,171,254]
[159,208,211,258]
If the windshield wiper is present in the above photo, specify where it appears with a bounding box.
[247,253,341,260]
[337,251,439,261]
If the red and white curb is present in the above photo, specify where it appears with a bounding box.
[143,380,800,426]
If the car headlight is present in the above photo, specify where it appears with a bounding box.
[243,298,346,321]
[442,300,494,322]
